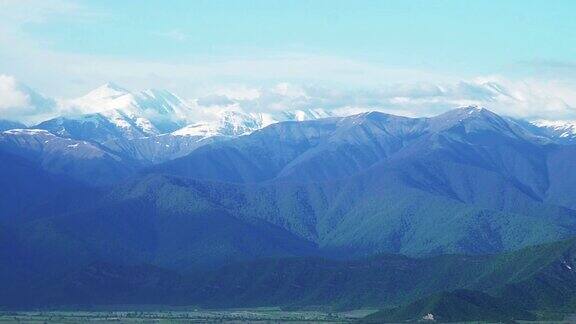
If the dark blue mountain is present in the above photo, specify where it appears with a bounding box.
[140,107,576,256]
[0,149,94,221]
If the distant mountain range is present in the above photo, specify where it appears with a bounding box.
[3,100,576,321]
[0,82,333,182]
[532,119,576,141]
[1,81,574,172]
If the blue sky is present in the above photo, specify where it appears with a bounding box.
[1,0,576,120]
[21,0,576,73]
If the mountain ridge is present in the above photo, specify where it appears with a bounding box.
[4,106,576,319]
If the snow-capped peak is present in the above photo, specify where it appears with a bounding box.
[67,82,191,118]
[172,111,265,138]
[60,83,195,137]
[67,83,135,115]
[172,109,334,139]
[85,82,130,100]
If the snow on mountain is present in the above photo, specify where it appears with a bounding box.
[35,113,150,143]
[0,128,135,185]
[68,82,131,112]
[172,109,334,138]
[62,82,193,137]
[37,87,336,164]
[1,128,115,160]
[44,83,337,143]
[95,109,333,163]
[28,83,336,164]
[532,120,576,139]
[66,82,189,117]
[3,128,50,136]
[173,111,269,138]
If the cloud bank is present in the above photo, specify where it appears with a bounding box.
[194,78,576,121]
[2,73,576,124]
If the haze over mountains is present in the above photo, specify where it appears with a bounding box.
[3,81,576,320]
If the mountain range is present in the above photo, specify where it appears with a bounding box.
[0,82,333,183]
[3,92,576,320]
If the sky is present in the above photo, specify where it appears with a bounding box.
[1,0,576,122]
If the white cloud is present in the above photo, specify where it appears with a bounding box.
[2,72,576,124]
[192,78,576,120]
[0,75,30,108]
[0,74,57,123]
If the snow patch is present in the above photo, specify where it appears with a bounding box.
[422,313,435,321]
[3,128,51,136]
[532,120,576,138]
